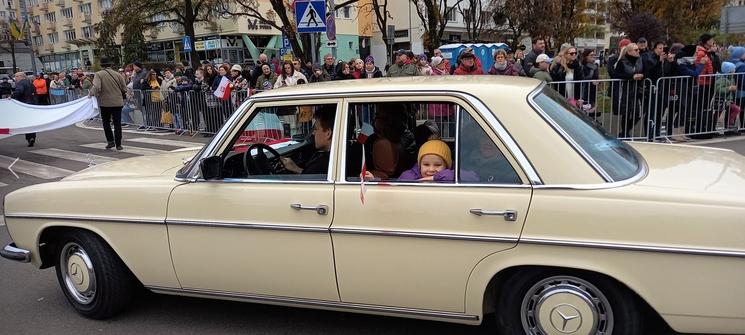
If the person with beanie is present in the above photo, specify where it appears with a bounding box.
[430,56,450,75]
[363,56,383,78]
[716,62,743,129]
[416,54,432,76]
[453,51,483,75]
[310,64,331,83]
[398,140,454,182]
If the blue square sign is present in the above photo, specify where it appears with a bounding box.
[296,0,326,33]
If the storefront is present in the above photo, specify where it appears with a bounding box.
[40,51,82,72]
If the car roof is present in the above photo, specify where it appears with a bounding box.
[252,75,542,99]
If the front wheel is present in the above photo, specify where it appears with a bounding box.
[55,230,137,319]
[496,269,642,335]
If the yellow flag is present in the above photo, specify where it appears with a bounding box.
[9,20,26,40]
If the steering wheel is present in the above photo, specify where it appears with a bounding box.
[243,143,286,176]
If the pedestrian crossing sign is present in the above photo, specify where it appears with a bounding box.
[296,0,326,33]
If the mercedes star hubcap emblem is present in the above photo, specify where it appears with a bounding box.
[549,304,582,333]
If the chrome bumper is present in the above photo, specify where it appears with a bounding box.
[1,242,31,263]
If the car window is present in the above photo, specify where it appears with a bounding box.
[532,87,640,181]
[221,103,337,181]
[344,100,520,185]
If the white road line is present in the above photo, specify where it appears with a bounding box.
[126,137,205,148]
[75,121,172,136]
[79,143,165,156]
[30,148,119,165]
[0,182,7,187]
[0,215,4,226]
[0,155,75,179]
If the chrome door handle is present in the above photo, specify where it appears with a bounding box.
[290,203,329,215]
[469,209,517,221]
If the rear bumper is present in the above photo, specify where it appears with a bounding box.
[1,242,31,263]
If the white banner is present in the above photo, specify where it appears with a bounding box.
[0,97,99,139]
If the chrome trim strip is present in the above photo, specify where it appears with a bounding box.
[526,84,614,182]
[531,159,648,190]
[520,238,745,258]
[146,286,479,322]
[218,178,334,185]
[331,228,519,243]
[3,213,164,225]
[334,180,532,188]
[166,220,329,233]
[1,242,31,263]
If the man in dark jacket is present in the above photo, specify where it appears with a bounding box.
[11,72,37,147]
[523,38,546,77]
[250,53,269,89]
[643,41,675,139]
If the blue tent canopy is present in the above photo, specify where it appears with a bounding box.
[437,43,510,72]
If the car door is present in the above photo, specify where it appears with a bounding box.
[331,97,533,312]
[166,98,343,301]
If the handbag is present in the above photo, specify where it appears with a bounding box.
[103,69,127,100]
[160,109,173,125]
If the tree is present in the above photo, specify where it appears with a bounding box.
[610,0,726,42]
[491,0,556,50]
[97,0,218,68]
[409,0,464,53]
[457,0,486,42]
[552,0,589,46]
[624,12,665,43]
[358,0,393,60]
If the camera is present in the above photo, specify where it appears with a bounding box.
[663,47,670,54]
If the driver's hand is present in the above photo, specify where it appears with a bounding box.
[280,157,302,174]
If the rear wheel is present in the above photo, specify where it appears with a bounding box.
[55,230,136,319]
[495,269,642,335]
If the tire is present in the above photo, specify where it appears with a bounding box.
[54,230,136,319]
[495,269,642,335]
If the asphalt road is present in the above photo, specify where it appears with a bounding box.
[2,124,743,334]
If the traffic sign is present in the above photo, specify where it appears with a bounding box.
[296,0,326,33]
[183,36,192,52]
[325,40,337,48]
[282,34,291,49]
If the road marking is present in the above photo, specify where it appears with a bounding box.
[0,155,75,179]
[75,121,172,136]
[126,137,205,148]
[30,148,119,165]
[79,143,165,156]
[0,215,4,226]
[0,182,7,187]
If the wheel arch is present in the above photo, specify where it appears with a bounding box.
[38,225,123,269]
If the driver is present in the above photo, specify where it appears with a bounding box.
[281,106,335,174]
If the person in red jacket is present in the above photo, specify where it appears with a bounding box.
[453,51,483,75]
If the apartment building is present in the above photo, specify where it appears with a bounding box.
[20,0,371,71]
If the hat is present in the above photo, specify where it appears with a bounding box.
[418,140,452,169]
[637,37,647,43]
[459,51,475,59]
[395,49,406,56]
[365,55,375,64]
[619,38,632,49]
[230,64,242,72]
[100,57,114,67]
[417,53,428,61]
[730,46,745,61]
[722,62,736,74]
[536,54,551,64]
[430,56,443,67]
[133,61,143,68]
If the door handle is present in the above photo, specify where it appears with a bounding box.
[290,203,329,215]
[469,209,517,221]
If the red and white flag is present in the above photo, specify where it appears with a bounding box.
[213,76,232,100]
[357,123,374,205]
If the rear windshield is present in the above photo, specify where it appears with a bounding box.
[531,87,641,182]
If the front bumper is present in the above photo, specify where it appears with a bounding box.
[1,242,31,263]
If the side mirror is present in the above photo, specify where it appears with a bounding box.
[199,156,223,180]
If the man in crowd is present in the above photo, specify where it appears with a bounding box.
[131,61,149,90]
[637,37,649,57]
[386,50,418,77]
[11,72,37,147]
[643,41,675,139]
[250,53,269,89]
[523,37,546,77]
[322,54,336,79]
[89,57,127,150]
[32,72,50,105]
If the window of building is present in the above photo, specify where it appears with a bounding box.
[98,0,112,10]
[446,7,456,21]
[335,5,352,19]
[47,32,58,43]
[9,11,15,19]
[45,12,56,21]
[82,26,92,38]
[79,3,91,13]
[32,15,41,24]
[0,11,6,19]
[64,29,76,41]
[394,29,408,38]
[61,7,73,18]
[33,36,43,46]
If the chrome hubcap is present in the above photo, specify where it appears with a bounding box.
[60,242,96,305]
[521,276,613,335]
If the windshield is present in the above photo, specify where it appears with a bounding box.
[531,87,641,182]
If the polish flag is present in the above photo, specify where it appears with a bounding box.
[0,129,10,135]
[357,123,374,205]
[213,76,232,100]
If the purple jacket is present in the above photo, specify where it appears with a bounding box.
[398,164,455,182]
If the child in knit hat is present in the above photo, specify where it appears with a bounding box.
[716,62,742,128]
[398,139,454,182]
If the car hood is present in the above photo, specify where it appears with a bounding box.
[63,148,202,181]
[630,142,745,195]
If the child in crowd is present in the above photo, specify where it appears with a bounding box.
[531,54,553,83]
[398,139,454,182]
[716,62,742,128]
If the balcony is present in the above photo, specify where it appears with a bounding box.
[63,18,73,27]
[46,24,57,32]
[39,2,49,12]
[61,43,71,50]
[83,13,91,23]
[56,0,66,7]
[32,24,41,34]
[44,44,55,52]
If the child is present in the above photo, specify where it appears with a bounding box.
[715,62,742,128]
[531,54,553,83]
[398,139,454,182]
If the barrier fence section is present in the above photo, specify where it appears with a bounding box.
[49,75,745,140]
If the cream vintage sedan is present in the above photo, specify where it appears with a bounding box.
[3,76,745,335]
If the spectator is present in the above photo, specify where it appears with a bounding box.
[310,64,331,83]
[275,61,308,88]
[523,37,546,77]
[643,41,675,138]
[81,73,93,90]
[363,56,383,78]
[211,65,230,91]
[386,50,418,77]
[433,49,451,72]
[692,34,716,136]
[607,38,632,118]
[351,58,365,79]
[204,65,217,89]
[334,62,355,80]
[417,54,432,76]
[715,62,742,129]
[637,37,649,57]
[131,61,148,90]
[89,56,127,150]
[487,49,520,76]
[550,45,584,100]
[293,58,311,79]
[250,53,269,88]
[160,69,177,92]
[11,72,37,147]
[322,54,336,79]
[614,43,646,138]
[32,73,50,105]
[453,51,483,75]
[728,46,745,130]
[254,63,277,91]
[580,49,600,117]
[430,57,450,76]
[181,60,195,81]
[531,54,553,82]
[230,64,249,91]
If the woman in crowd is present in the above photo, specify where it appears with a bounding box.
[363,56,383,78]
[274,61,308,88]
[211,65,230,91]
[334,62,354,80]
[417,54,432,76]
[488,49,520,76]
[352,58,365,79]
[430,57,450,76]
[580,49,600,117]
[254,63,278,91]
[550,45,584,100]
[614,43,646,138]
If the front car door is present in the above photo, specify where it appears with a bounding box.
[331,95,533,312]
[165,98,343,301]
